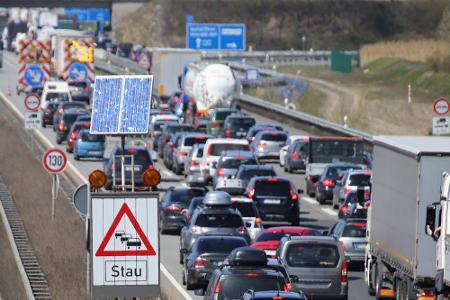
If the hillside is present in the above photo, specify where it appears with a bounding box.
[115,0,449,50]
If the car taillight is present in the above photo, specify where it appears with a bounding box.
[225,128,231,137]
[210,122,219,128]
[71,131,79,139]
[247,188,255,199]
[290,188,299,201]
[193,258,208,268]
[259,141,266,147]
[291,152,299,159]
[339,240,347,252]
[267,178,279,182]
[58,122,65,131]
[164,204,181,213]
[217,168,224,176]
[255,217,262,228]
[341,259,348,284]
[417,289,435,300]
[344,187,351,195]
[214,279,222,295]
[171,146,177,151]
[236,226,246,234]
[179,151,187,157]
[244,273,259,277]
[190,160,199,166]
[207,146,212,156]
[83,123,91,128]
[58,108,63,114]
[340,205,349,214]
[283,283,290,291]
[247,137,252,142]
[127,149,138,154]
[322,179,335,187]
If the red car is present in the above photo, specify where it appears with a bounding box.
[251,226,321,258]
[66,122,91,153]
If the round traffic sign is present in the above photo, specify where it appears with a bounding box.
[24,93,41,112]
[433,97,450,116]
[43,149,67,174]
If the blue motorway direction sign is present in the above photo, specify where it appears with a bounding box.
[186,23,245,51]
[245,68,260,82]
[68,63,88,82]
[24,64,45,88]
[65,8,111,23]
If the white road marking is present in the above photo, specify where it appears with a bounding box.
[302,196,318,205]
[321,207,338,216]
[163,170,174,177]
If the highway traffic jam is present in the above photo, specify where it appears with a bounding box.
[4,27,450,300]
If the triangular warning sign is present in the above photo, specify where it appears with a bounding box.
[96,203,156,257]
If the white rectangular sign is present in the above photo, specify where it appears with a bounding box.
[24,112,42,129]
[91,193,159,297]
[433,117,450,135]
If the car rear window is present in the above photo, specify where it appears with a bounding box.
[63,103,85,111]
[46,92,69,102]
[195,214,243,228]
[239,169,276,182]
[254,180,290,197]
[228,117,256,128]
[115,149,152,166]
[215,110,236,121]
[80,131,105,142]
[285,244,340,268]
[231,202,258,217]
[72,123,90,132]
[343,223,367,238]
[210,144,250,156]
[63,114,81,125]
[169,189,205,204]
[326,166,360,180]
[184,136,208,147]
[196,238,247,253]
[219,275,285,300]
[261,132,288,142]
[349,174,371,186]
[219,157,257,169]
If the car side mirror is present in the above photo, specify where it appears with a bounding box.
[289,275,299,282]
[194,288,205,296]
[298,189,304,194]
[180,248,189,255]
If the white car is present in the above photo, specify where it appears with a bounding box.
[279,135,309,167]
[150,114,179,125]
[230,196,263,240]
[40,81,72,109]
[200,138,249,184]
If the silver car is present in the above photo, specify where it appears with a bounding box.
[173,133,211,175]
[278,236,348,300]
[251,131,288,160]
[212,150,258,189]
[332,170,372,209]
[185,144,205,187]
[329,219,367,264]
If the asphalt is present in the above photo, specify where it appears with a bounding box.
[0,51,374,300]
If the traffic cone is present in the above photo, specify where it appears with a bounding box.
[6,85,11,97]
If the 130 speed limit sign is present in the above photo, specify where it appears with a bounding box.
[43,149,67,174]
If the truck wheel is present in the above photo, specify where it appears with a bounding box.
[368,260,377,295]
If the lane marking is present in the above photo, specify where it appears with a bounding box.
[321,207,338,216]
[302,196,318,205]
[163,170,174,177]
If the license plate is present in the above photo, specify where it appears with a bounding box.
[354,243,367,250]
[264,199,281,204]
[89,151,102,155]
[125,166,140,172]
[264,250,276,256]
[237,131,246,136]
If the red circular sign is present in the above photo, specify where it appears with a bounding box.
[24,93,41,112]
[43,149,67,174]
[433,97,450,116]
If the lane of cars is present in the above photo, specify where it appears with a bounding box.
[0,52,374,296]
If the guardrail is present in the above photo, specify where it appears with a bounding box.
[93,51,373,143]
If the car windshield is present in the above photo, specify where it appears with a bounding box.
[196,238,247,253]
[310,140,364,164]
[342,223,367,238]
[349,174,371,185]
[168,190,205,205]
[80,131,105,142]
[231,202,257,217]
[261,133,288,142]
[219,157,257,169]
[228,118,256,129]
[184,136,208,147]
[215,110,236,121]
[326,166,359,180]
[238,169,276,182]
[210,144,250,156]
[285,244,339,268]
[254,180,290,197]
[46,92,69,102]
[194,214,243,228]
[219,275,285,300]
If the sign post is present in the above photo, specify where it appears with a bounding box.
[90,192,160,297]
[42,149,67,219]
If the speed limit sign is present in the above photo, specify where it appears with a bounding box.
[43,149,67,174]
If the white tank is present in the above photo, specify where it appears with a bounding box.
[183,63,240,112]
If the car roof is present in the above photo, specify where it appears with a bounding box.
[219,266,282,276]
[239,164,274,171]
[206,138,249,145]
[226,114,254,120]
[182,132,212,138]
[249,291,305,298]
[263,226,317,234]
[328,162,361,167]
[219,150,255,157]
[283,235,338,243]
[113,145,149,151]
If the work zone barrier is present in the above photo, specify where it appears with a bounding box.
[62,38,95,82]
[17,40,51,94]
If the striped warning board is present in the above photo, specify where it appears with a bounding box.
[62,38,95,83]
[17,40,51,93]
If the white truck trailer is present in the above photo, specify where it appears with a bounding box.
[365,136,450,300]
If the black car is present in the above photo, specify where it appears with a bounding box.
[157,124,195,157]
[223,114,256,139]
[196,247,290,299]
[241,291,307,300]
[182,236,248,290]
[55,110,89,144]
[41,101,60,127]
[103,146,154,190]
[159,187,207,233]
[246,177,302,226]
[52,101,87,131]
[235,165,277,191]
[284,139,309,173]
[316,163,362,204]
